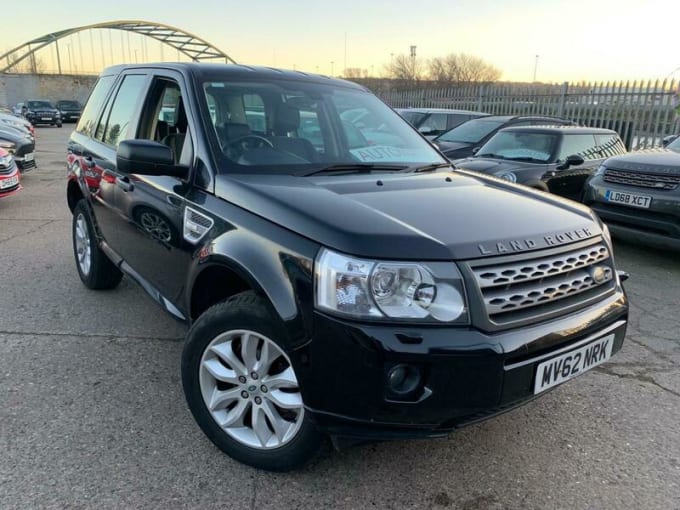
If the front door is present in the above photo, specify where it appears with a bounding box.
[109,73,196,306]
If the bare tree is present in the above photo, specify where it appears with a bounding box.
[384,54,425,83]
[344,67,364,79]
[428,53,501,84]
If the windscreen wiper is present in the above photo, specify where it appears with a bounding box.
[476,153,506,159]
[302,163,407,176]
[411,162,454,173]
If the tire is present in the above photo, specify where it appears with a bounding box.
[57,122,63,128]
[182,291,325,471]
[72,200,123,290]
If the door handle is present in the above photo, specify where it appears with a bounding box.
[116,175,134,192]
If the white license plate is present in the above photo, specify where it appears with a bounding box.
[40,117,51,121]
[605,189,651,209]
[0,175,19,189]
[24,152,34,162]
[534,334,614,394]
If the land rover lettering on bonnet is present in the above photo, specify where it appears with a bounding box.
[66,63,628,471]
[478,227,594,255]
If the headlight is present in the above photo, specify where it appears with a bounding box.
[315,248,468,323]
[0,153,12,167]
[0,141,16,154]
[498,171,517,182]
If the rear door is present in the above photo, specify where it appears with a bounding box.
[80,73,149,248]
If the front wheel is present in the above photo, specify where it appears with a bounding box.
[72,200,123,290]
[181,291,325,471]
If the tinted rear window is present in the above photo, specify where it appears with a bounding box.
[76,76,116,137]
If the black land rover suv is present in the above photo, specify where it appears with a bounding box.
[66,64,628,471]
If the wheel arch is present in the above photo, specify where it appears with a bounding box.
[187,252,313,349]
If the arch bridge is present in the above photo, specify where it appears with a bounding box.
[0,20,236,74]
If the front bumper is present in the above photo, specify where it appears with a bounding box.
[584,176,680,249]
[28,113,60,125]
[60,112,80,122]
[14,141,36,172]
[294,287,627,440]
[0,165,22,197]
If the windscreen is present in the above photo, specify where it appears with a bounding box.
[27,101,54,109]
[477,131,559,163]
[202,80,445,174]
[437,118,506,143]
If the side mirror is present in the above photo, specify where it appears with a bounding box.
[116,140,189,178]
[557,154,585,170]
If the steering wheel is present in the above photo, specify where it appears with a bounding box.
[227,134,274,153]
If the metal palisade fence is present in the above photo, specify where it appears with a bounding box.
[376,80,680,150]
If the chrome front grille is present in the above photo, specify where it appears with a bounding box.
[466,241,615,329]
[604,168,680,191]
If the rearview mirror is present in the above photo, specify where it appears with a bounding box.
[418,126,434,135]
[117,140,189,178]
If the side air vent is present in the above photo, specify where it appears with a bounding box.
[183,207,214,244]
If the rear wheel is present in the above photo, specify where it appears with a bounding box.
[182,291,324,471]
[72,200,122,290]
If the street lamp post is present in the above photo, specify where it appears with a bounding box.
[533,54,539,82]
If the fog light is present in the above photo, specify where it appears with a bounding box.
[387,364,421,395]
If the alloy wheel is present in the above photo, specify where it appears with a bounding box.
[74,213,91,276]
[199,330,305,449]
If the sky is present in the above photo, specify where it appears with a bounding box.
[2,0,679,83]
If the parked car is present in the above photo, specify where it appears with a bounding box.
[0,147,21,198]
[0,123,36,172]
[396,107,489,138]
[12,102,25,116]
[66,63,628,471]
[434,115,576,160]
[23,100,62,127]
[453,126,626,200]
[664,135,680,151]
[583,148,680,249]
[0,112,35,138]
[56,100,82,123]
[662,134,678,147]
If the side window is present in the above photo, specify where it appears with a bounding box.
[557,134,599,162]
[76,75,115,137]
[243,94,265,133]
[596,134,626,158]
[95,74,147,147]
[446,114,467,129]
[426,113,448,132]
[137,77,191,165]
[297,107,324,152]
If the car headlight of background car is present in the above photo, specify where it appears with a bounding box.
[497,171,517,182]
[0,152,12,168]
[0,141,16,154]
[315,248,468,323]
[593,165,607,177]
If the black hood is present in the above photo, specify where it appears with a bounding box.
[214,171,601,261]
[605,150,680,174]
